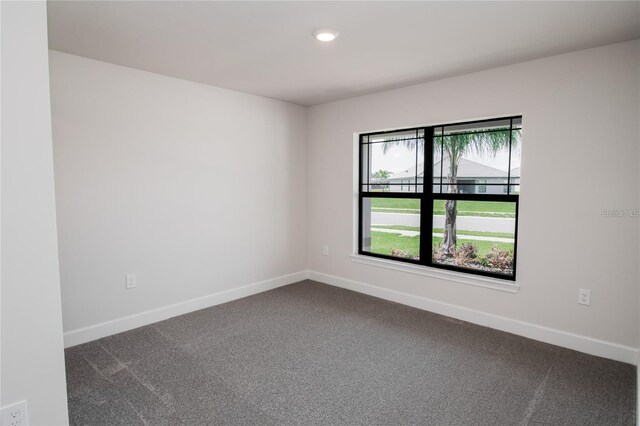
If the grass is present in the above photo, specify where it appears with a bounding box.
[373,209,422,214]
[370,198,516,218]
[431,236,513,256]
[372,225,514,239]
[371,225,420,231]
[434,228,514,239]
[370,198,421,210]
[368,198,516,258]
[370,231,513,258]
[371,232,420,258]
[434,200,515,214]
[433,200,515,218]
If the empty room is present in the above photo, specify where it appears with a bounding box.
[2,0,640,424]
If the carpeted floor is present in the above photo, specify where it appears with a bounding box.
[65,280,636,425]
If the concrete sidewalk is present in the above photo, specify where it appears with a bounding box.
[370,227,514,243]
[371,212,515,233]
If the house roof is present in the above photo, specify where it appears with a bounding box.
[389,158,508,180]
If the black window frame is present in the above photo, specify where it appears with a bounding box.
[358,116,521,281]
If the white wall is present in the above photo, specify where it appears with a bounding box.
[49,51,307,335]
[307,41,640,351]
[1,2,69,424]
[50,39,639,362]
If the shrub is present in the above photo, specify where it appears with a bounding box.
[391,248,418,260]
[453,242,477,261]
[432,244,447,262]
[481,245,514,270]
[434,242,478,262]
[432,242,513,273]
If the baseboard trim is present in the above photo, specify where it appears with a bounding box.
[308,270,638,365]
[63,270,309,348]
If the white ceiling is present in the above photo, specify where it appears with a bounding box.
[47,1,640,106]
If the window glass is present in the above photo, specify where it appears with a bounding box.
[509,126,522,194]
[433,119,513,194]
[432,200,516,278]
[362,130,424,193]
[361,197,421,260]
[360,117,521,280]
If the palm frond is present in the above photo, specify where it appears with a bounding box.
[381,127,520,159]
[381,136,424,154]
[441,127,518,160]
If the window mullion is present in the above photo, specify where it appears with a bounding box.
[421,127,434,267]
[512,199,520,280]
[358,137,363,254]
[507,118,513,195]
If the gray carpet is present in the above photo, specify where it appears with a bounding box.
[65,280,636,425]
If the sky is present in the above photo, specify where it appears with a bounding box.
[368,142,522,177]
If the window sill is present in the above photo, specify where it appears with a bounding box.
[350,254,520,293]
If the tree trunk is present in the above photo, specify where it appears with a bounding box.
[442,161,458,255]
[442,199,457,254]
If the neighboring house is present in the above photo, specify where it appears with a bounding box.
[379,158,520,194]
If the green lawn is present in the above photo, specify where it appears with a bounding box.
[370,198,515,218]
[368,198,516,258]
[433,200,515,217]
[371,225,421,231]
[431,236,513,256]
[372,225,514,239]
[371,232,420,258]
[370,231,513,258]
[370,198,420,210]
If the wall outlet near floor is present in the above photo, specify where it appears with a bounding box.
[1,400,28,426]
[126,273,137,289]
[578,288,591,306]
[323,245,329,256]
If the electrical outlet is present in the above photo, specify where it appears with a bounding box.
[323,245,329,256]
[578,288,591,306]
[1,400,28,426]
[126,273,137,289]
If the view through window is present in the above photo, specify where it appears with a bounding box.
[359,117,521,280]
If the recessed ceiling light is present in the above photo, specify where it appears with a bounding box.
[313,29,339,42]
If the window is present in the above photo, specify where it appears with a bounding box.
[359,117,521,280]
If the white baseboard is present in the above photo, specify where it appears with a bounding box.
[308,270,639,365]
[63,270,309,348]
[64,269,638,365]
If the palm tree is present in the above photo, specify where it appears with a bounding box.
[382,127,519,255]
